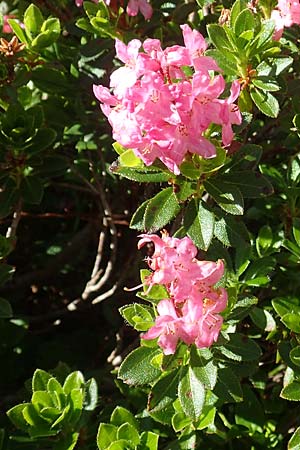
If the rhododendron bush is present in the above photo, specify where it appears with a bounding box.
[1,0,300,449]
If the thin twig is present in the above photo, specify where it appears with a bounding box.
[6,199,22,240]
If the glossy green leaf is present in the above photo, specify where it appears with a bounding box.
[288,426,300,450]
[83,378,98,411]
[53,432,79,450]
[97,423,117,450]
[118,347,161,386]
[222,171,273,198]
[250,88,279,118]
[178,366,205,421]
[20,176,44,204]
[214,214,249,247]
[252,77,280,92]
[119,149,144,168]
[7,404,30,432]
[219,333,262,361]
[214,367,243,403]
[234,9,255,36]
[250,307,276,331]
[204,180,244,215]
[117,423,140,446]
[272,297,300,318]
[129,200,149,231]
[207,24,234,51]
[148,369,180,424]
[230,0,249,27]
[281,313,300,333]
[24,4,44,35]
[281,381,300,401]
[119,304,154,331]
[63,371,84,394]
[144,187,180,232]
[32,369,52,392]
[140,431,159,450]
[256,57,293,76]
[190,346,217,390]
[110,406,139,429]
[290,346,300,367]
[184,199,215,250]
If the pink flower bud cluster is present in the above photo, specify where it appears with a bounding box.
[138,232,227,355]
[271,0,300,39]
[93,25,241,175]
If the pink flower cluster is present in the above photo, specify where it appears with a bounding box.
[75,0,153,19]
[138,232,227,355]
[93,25,241,175]
[271,0,300,39]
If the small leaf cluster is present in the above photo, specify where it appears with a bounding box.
[7,369,98,450]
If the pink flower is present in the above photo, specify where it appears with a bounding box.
[139,233,228,354]
[271,0,300,39]
[93,25,241,174]
[142,299,185,355]
[127,0,153,20]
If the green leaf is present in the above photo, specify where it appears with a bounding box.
[256,225,273,256]
[0,297,13,318]
[272,297,300,318]
[110,406,139,429]
[196,405,216,430]
[252,77,280,92]
[184,199,215,250]
[24,4,44,36]
[130,200,149,231]
[63,371,84,394]
[230,0,249,27]
[26,128,57,156]
[290,346,300,367]
[234,9,255,36]
[207,24,234,51]
[118,347,162,386]
[7,404,30,432]
[20,176,44,204]
[222,171,273,198]
[31,67,69,95]
[144,187,180,232]
[7,19,30,45]
[250,88,279,118]
[97,423,117,450]
[41,18,60,35]
[219,333,262,361]
[107,440,132,450]
[190,347,217,390]
[293,218,300,247]
[250,307,276,331]
[68,388,83,426]
[117,423,140,446]
[214,367,243,403]
[32,369,52,392]
[281,381,300,401]
[178,366,205,421]
[281,313,300,333]
[83,378,98,411]
[235,385,265,432]
[204,180,244,215]
[214,214,249,247]
[227,296,258,322]
[53,432,79,450]
[140,431,159,450]
[119,149,144,168]
[32,391,54,409]
[148,369,180,424]
[288,426,300,450]
[206,49,237,76]
[119,304,154,331]
[117,167,170,183]
[256,56,293,76]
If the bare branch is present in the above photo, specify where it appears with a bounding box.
[6,199,22,240]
